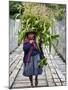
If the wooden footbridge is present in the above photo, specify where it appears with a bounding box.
[9,44,66,89]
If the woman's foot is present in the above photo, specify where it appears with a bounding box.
[35,80,38,86]
[35,75,38,87]
[31,83,33,87]
[29,75,33,87]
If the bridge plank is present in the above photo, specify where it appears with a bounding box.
[9,60,23,88]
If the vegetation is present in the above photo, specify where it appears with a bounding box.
[18,3,63,50]
[38,56,47,68]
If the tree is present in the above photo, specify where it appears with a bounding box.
[9,1,24,19]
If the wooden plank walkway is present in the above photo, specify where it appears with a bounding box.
[9,44,66,88]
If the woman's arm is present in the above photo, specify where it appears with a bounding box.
[23,42,32,52]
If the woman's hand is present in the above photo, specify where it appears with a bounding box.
[29,40,34,44]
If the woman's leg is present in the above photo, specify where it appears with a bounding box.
[29,75,33,86]
[35,75,38,86]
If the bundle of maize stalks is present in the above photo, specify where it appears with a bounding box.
[38,56,47,68]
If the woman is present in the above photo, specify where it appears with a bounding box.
[23,31,43,87]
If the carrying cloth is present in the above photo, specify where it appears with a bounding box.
[23,40,38,63]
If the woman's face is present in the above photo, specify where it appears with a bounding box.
[28,33,34,40]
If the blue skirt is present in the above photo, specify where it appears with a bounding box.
[23,54,42,76]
